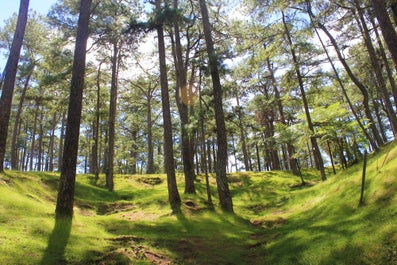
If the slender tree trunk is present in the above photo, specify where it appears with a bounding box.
[234,94,250,171]
[390,0,397,25]
[369,13,397,113]
[307,1,383,149]
[265,56,300,175]
[92,62,102,179]
[11,65,34,170]
[171,0,196,193]
[155,0,181,212]
[58,111,66,172]
[355,1,397,135]
[105,43,119,191]
[37,112,44,171]
[199,0,233,212]
[130,130,138,174]
[307,2,379,151]
[255,142,262,172]
[199,77,213,208]
[146,95,155,174]
[29,109,38,171]
[56,0,91,219]
[282,11,326,181]
[371,0,397,72]
[0,0,29,172]
[49,112,56,172]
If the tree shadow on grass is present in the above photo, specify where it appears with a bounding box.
[40,218,72,265]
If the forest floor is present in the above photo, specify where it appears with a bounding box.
[1,141,397,264]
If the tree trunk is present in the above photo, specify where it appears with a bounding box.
[146,93,155,174]
[91,63,102,179]
[199,0,233,212]
[0,0,29,172]
[199,78,213,208]
[37,112,44,171]
[369,13,397,113]
[11,64,34,170]
[49,112,57,172]
[58,111,66,172]
[307,1,379,151]
[265,56,300,175]
[282,10,326,181]
[171,0,196,193]
[355,1,397,135]
[371,0,397,72]
[307,1,383,149]
[55,0,91,219]
[155,0,181,212]
[234,94,250,171]
[29,109,38,171]
[105,43,119,192]
[130,130,138,174]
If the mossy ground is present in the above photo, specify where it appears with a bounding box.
[1,142,396,264]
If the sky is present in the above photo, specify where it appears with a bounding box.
[0,0,58,70]
[0,0,57,25]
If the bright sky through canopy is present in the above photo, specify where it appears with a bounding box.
[0,0,57,70]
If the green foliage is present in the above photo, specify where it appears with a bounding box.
[1,142,397,264]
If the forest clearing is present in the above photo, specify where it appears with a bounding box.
[1,141,396,264]
[1,0,397,264]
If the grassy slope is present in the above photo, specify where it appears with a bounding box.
[0,141,396,265]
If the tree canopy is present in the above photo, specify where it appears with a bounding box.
[0,0,396,212]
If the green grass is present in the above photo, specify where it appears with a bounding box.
[1,142,397,264]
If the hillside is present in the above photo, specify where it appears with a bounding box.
[1,141,396,265]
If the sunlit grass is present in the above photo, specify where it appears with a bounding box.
[0,141,396,264]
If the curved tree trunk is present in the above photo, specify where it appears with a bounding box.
[199,0,233,212]
[307,1,383,149]
[0,0,29,172]
[282,10,326,181]
[307,2,378,152]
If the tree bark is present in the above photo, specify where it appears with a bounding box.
[199,0,233,212]
[369,13,397,113]
[58,111,66,172]
[234,94,250,171]
[307,1,379,152]
[49,112,57,172]
[355,0,397,135]
[171,0,196,193]
[306,1,383,149]
[265,57,300,176]
[91,62,102,179]
[11,64,34,170]
[0,0,29,172]
[282,10,326,181]
[106,43,120,192]
[146,88,155,174]
[29,108,38,171]
[371,0,397,72]
[55,0,91,219]
[155,0,181,212]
